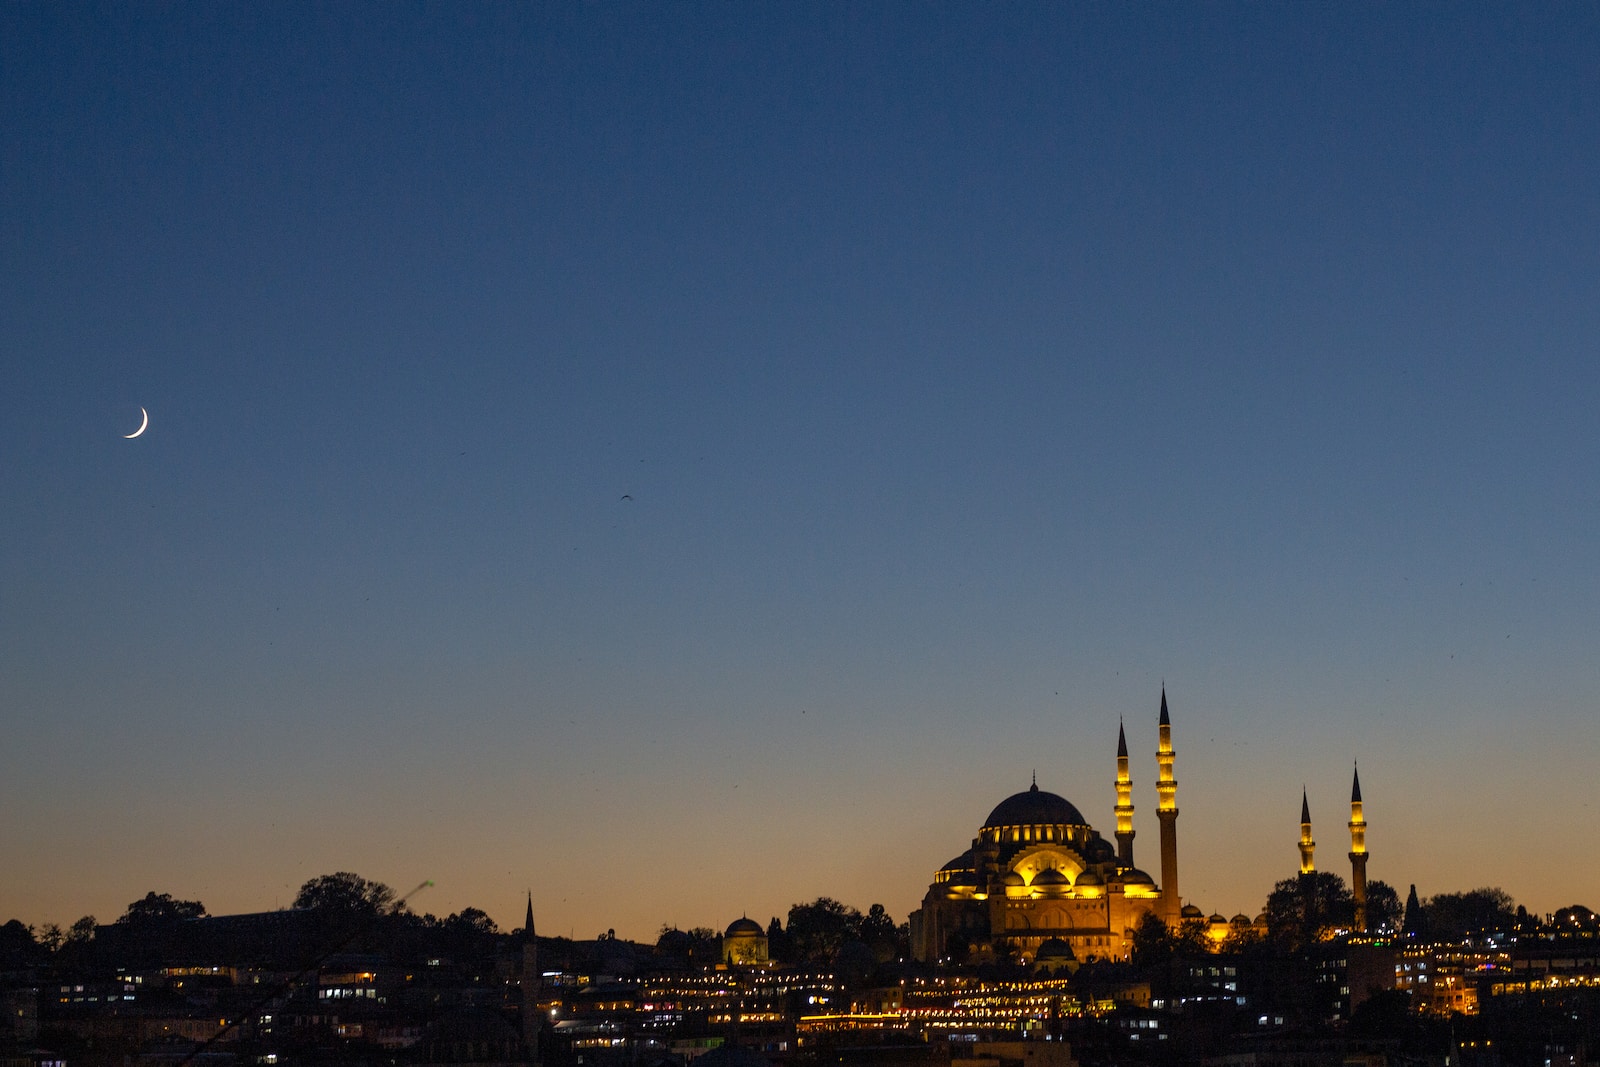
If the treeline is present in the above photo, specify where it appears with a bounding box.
[3,876,919,978]
[1261,875,1544,949]
[656,897,909,970]
[0,873,513,973]
[1136,873,1587,964]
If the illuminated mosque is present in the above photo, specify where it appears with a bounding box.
[908,690,1185,964]
[909,689,1374,964]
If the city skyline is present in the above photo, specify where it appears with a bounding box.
[2,695,1577,942]
[4,5,1599,941]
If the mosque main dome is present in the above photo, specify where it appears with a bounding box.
[983,782,1088,830]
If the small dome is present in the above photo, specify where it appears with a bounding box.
[1209,913,1228,924]
[1002,871,1026,887]
[940,849,976,873]
[1232,914,1253,925]
[1036,937,1076,960]
[984,783,1088,829]
[1032,868,1069,886]
[1181,904,1204,919]
[1075,871,1102,886]
[725,917,764,939]
[1120,868,1155,885]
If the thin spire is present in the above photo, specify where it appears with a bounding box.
[1031,769,1037,790]
[525,892,535,940]
[1351,762,1363,803]
[1114,714,1136,867]
[1301,787,1311,824]
[1159,686,1170,726]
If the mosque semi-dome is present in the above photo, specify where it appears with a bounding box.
[984,783,1088,829]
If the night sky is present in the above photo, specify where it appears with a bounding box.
[4,5,1598,940]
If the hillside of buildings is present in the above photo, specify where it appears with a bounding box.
[3,873,1598,1067]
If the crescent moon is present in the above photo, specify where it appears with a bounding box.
[124,407,149,439]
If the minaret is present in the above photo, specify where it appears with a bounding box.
[521,894,542,1063]
[1155,689,1180,924]
[1299,789,1316,875]
[1349,763,1368,932]
[1299,791,1318,931]
[1114,720,1136,867]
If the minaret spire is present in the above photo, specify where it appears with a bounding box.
[1114,719,1136,867]
[1348,762,1368,932]
[1155,687,1180,924]
[1299,789,1316,874]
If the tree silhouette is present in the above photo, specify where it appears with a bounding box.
[1130,912,1208,974]
[1263,873,1353,947]
[118,892,207,925]
[858,903,905,961]
[786,898,860,963]
[1365,880,1403,931]
[293,872,395,915]
[0,920,39,967]
[445,907,497,935]
[1403,884,1427,939]
[1423,888,1515,940]
[766,916,789,962]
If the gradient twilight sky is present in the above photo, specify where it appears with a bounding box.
[4,4,1599,941]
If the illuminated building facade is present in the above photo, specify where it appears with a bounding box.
[909,691,1182,964]
[722,917,770,966]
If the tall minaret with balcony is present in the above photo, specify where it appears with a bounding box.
[1299,789,1316,876]
[1156,689,1180,924]
[1349,764,1368,932]
[1299,789,1318,928]
[1115,720,1136,867]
